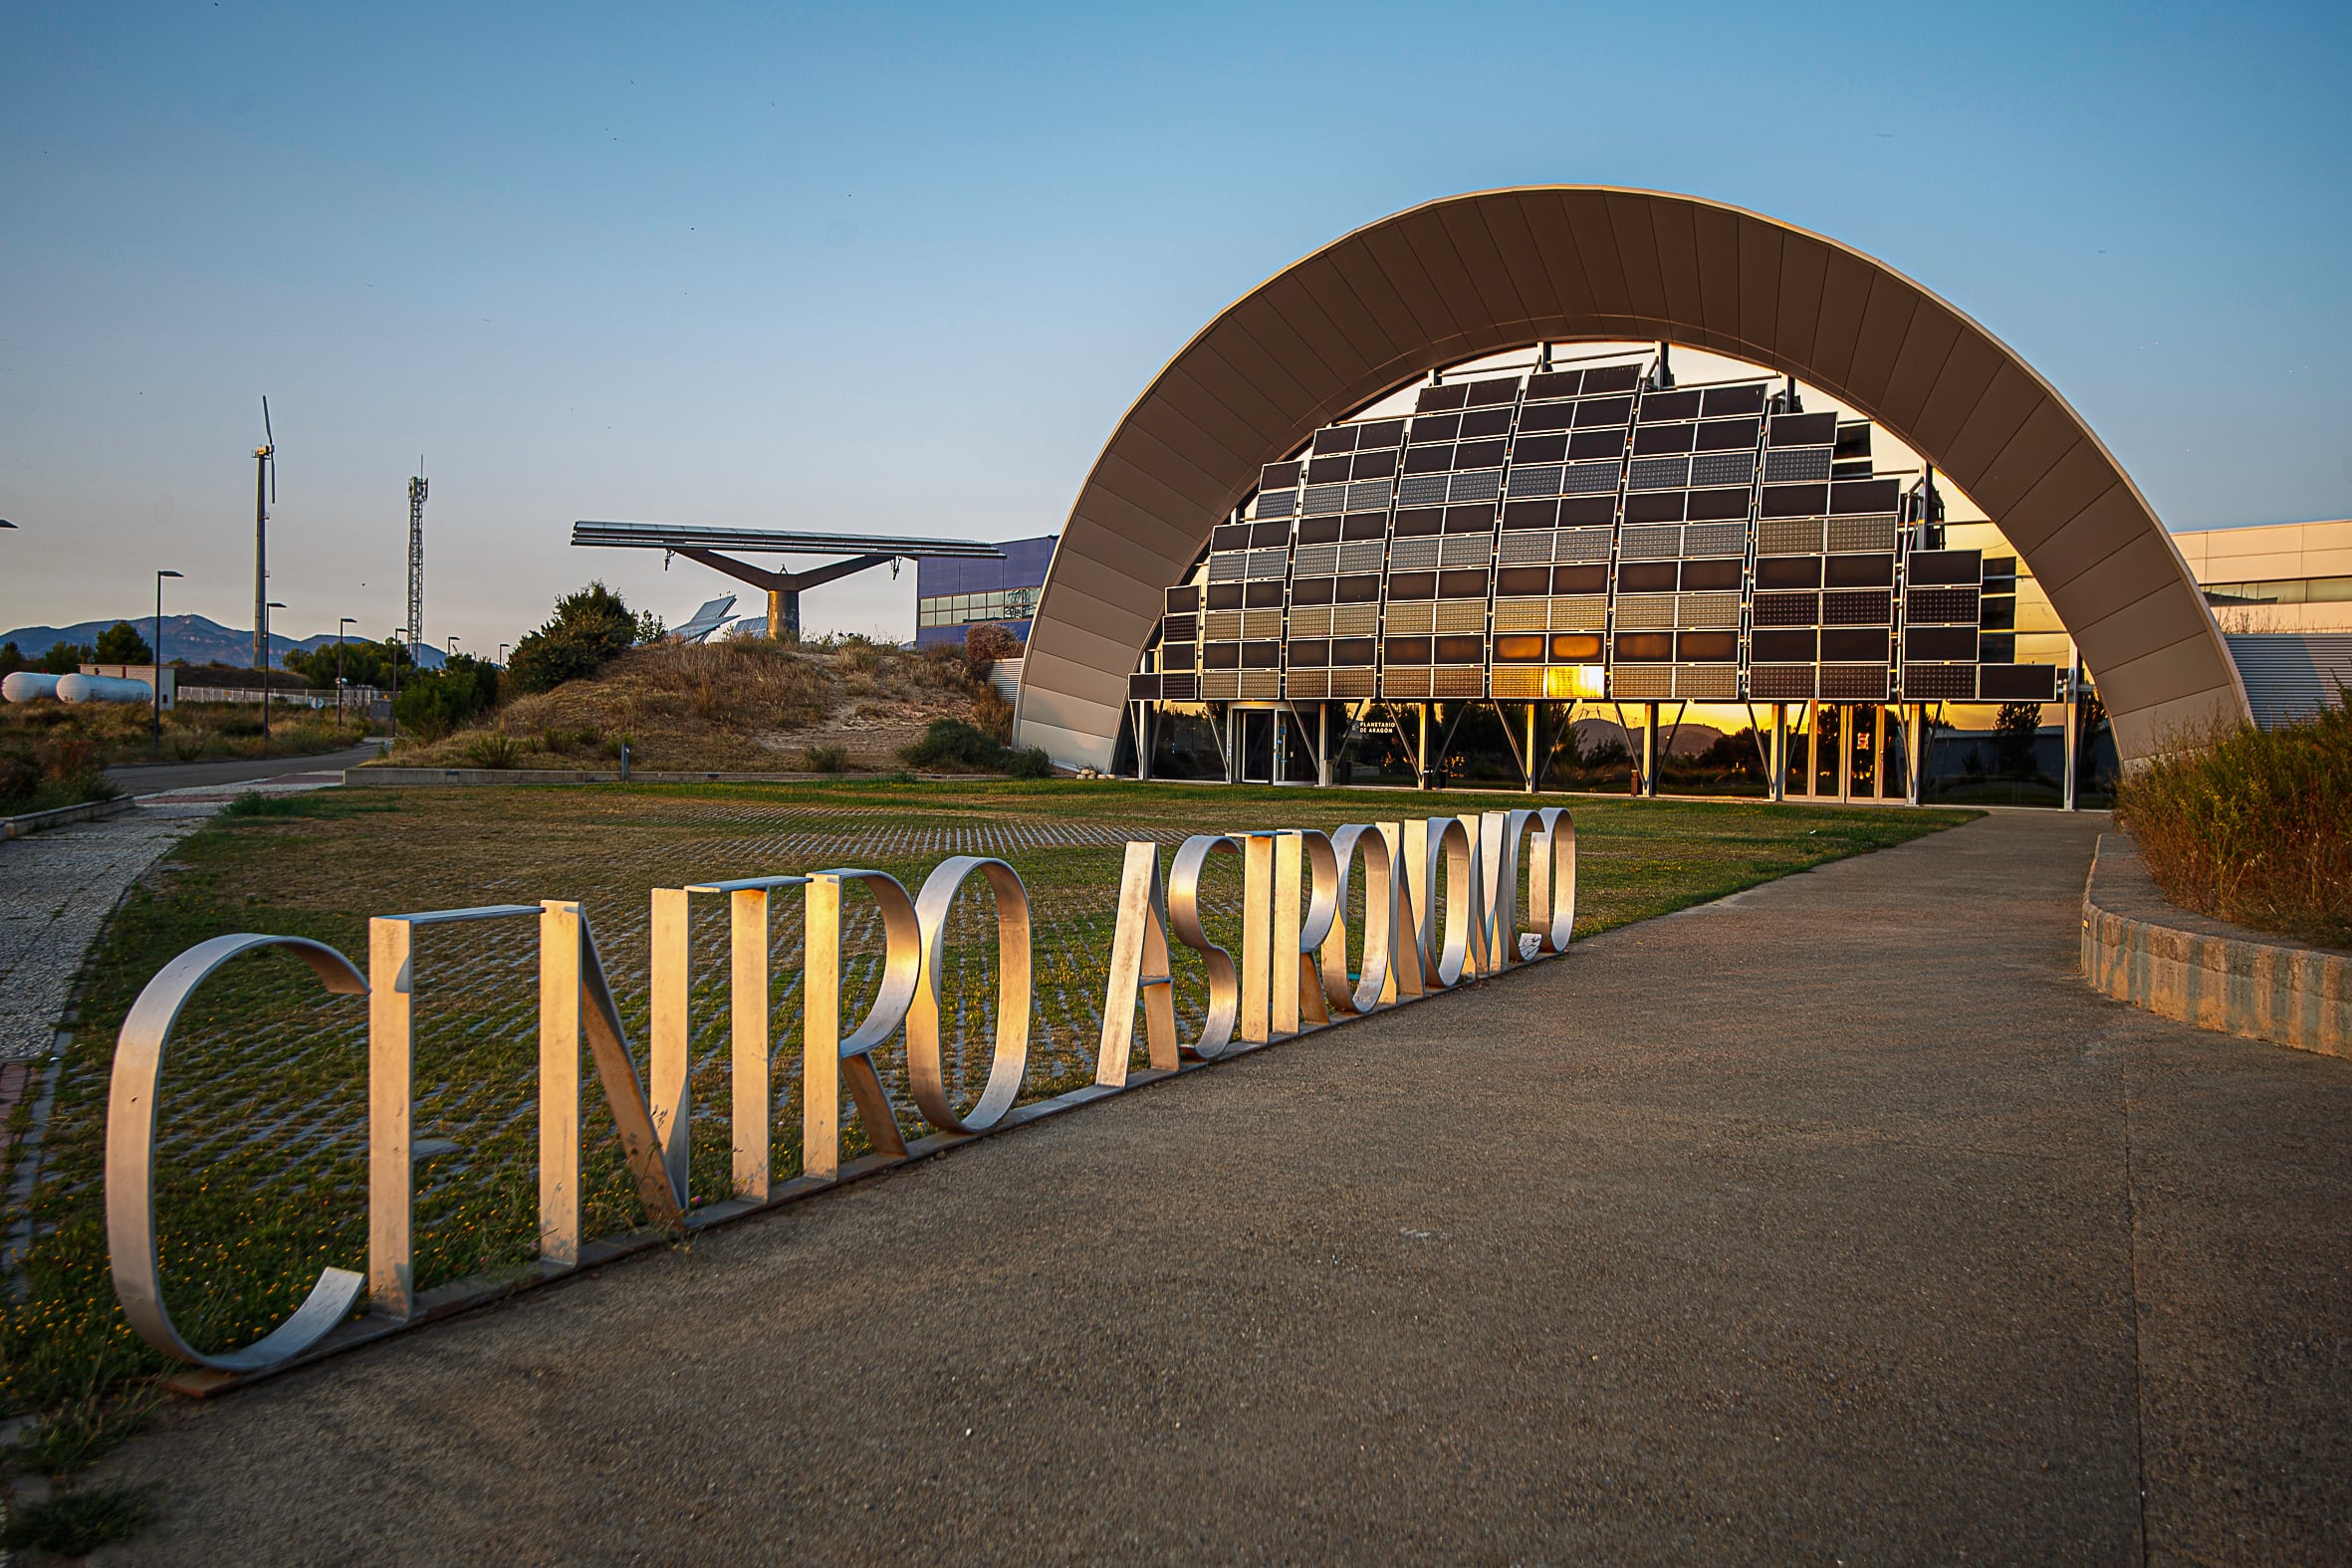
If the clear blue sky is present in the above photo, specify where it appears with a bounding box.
[3,1,2345,653]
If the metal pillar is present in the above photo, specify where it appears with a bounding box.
[1906,703,1925,806]
[1416,705,1432,790]
[1524,704,1538,793]
[1271,708,1288,786]
[1316,705,1331,788]
[1768,704,1786,801]
[766,588,801,641]
[1136,702,1153,782]
[2062,643,2080,811]
[1641,702,1659,797]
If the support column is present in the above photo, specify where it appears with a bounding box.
[1769,704,1786,801]
[1137,702,1153,782]
[1316,704,1331,788]
[2062,644,2080,811]
[1524,703,1538,793]
[766,588,802,642]
[1906,703,1925,806]
[1641,702,1659,798]
[1272,708,1288,786]
[1417,704,1432,790]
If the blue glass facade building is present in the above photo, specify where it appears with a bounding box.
[914,536,1058,647]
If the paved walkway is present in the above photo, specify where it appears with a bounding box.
[102,742,381,796]
[0,768,348,1062]
[95,813,2352,1563]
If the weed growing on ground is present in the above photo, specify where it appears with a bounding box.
[1,1482,157,1555]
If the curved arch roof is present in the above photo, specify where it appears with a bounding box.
[1014,187,2247,768]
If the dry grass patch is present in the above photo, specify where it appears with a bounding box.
[381,638,985,772]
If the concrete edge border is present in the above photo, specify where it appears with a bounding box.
[2081,832,2348,1058]
[0,796,135,840]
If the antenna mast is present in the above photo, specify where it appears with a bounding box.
[406,460,428,656]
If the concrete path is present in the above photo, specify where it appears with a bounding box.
[103,742,381,796]
[0,772,348,1062]
[95,813,2352,1564]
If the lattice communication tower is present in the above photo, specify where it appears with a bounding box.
[406,467,428,652]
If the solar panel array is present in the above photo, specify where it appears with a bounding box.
[1128,356,2056,709]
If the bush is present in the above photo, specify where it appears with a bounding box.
[509,582,639,693]
[899,719,1004,772]
[1007,746,1055,780]
[962,622,1024,687]
[392,655,500,742]
[1,1482,155,1555]
[462,733,521,769]
[2117,700,2352,949]
[804,744,848,774]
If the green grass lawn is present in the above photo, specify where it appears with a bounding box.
[1,779,1972,1466]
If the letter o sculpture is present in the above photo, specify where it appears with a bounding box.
[1167,834,1243,1059]
[107,933,370,1371]
[906,855,1032,1134]
[1320,824,1394,1015]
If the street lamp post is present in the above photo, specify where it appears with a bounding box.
[337,616,355,728]
[153,569,183,749]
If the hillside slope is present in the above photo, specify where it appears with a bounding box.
[372,636,1002,772]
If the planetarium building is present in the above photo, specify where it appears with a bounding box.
[1011,188,2250,805]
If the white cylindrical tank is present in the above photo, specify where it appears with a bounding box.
[56,673,153,705]
[2,671,63,703]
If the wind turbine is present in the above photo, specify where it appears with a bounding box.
[254,398,279,737]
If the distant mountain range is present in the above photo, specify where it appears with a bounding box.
[0,613,446,670]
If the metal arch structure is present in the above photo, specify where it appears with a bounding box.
[573,522,1004,641]
[1013,186,2250,771]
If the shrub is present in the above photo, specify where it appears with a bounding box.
[2117,700,2352,949]
[1007,746,1055,780]
[962,622,1024,687]
[462,733,521,769]
[973,686,1015,745]
[509,582,639,693]
[900,718,1005,772]
[0,749,40,812]
[393,656,500,741]
[804,744,848,774]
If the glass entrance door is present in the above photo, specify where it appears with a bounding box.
[1240,712,1275,784]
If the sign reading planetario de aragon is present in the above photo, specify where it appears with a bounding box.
[106,812,1575,1384]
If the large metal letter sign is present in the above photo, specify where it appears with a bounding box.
[368,904,538,1318]
[1095,841,1178,1088]
[650,876,809,1205]
[108,935,370,1370]
[906,856,1032,1134]
[110,813,1574,1384]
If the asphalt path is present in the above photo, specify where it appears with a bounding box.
[93,812,2352,1563]
[102,743,381,795]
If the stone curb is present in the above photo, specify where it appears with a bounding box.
[0,795,135,840]
[2082,832,2349,1058]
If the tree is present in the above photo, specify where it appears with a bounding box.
[1994,701,2042,777]
[392,654,501,740]
[0,642,22,677]
[93,621,153,664]
[508,581,638,693]
[633,609,666,645]
[37,642,91,675]
[283,638,412,690]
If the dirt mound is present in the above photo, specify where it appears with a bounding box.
[380,637,1003,773]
